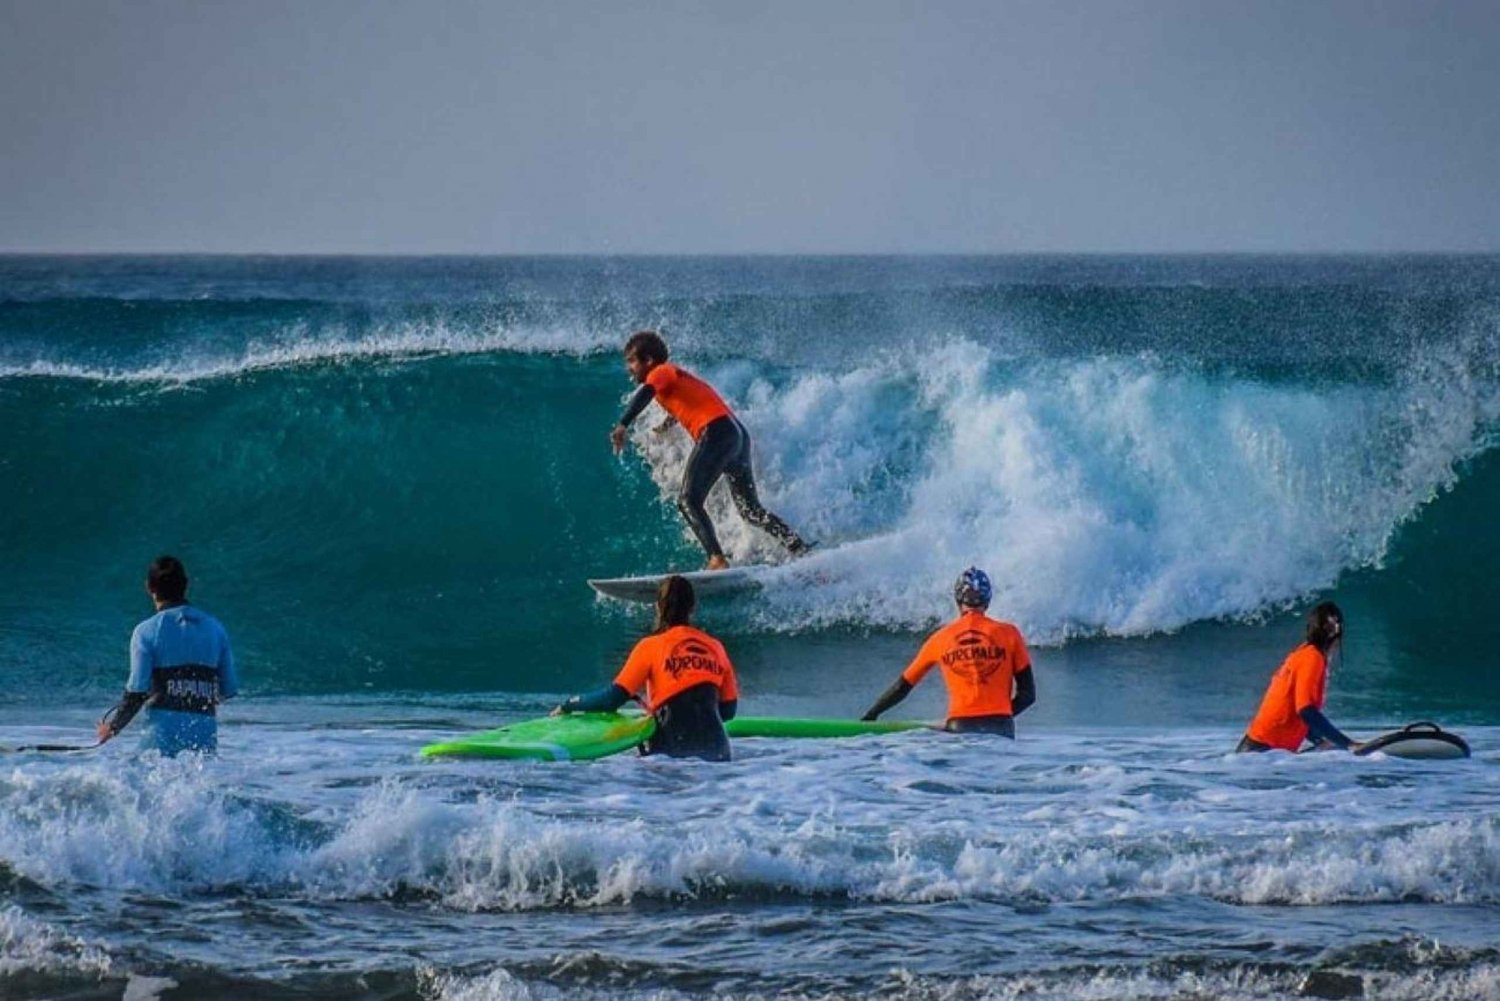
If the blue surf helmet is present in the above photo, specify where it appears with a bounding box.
[953,566,992,608]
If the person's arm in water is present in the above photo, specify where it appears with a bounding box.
[556,638,657,715]
[1010,632,1036,715]
[1292,648,1356,751]
[611,385,658,452]
[1011,667,1036,715]
[97,692,150,741]
[1299,706,1355,750]
[716,645,739,721]
[554,683,632,715]
[861,677,913,721]
[97,624,154,742]
[863,632,944,721]
[217,624,239,702]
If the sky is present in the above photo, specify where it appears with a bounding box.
[2,0,1498,254]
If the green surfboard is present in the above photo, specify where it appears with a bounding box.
[725,716,931,738]
[419,713,930,760]
[419,712,656,760]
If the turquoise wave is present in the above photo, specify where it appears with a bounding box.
[1,256,1497,704]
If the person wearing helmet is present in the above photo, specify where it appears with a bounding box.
[860,567,1036,737]
[610,330,811,570]
[1237,601,1361,753]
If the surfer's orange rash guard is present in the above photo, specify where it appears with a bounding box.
[613,625,739,712]
[1246,644,1327,751]
[644,363,733,439]
[902,609,1031,719]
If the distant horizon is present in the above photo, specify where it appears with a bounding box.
[7,248,1500,259]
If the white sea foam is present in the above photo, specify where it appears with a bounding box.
[0,723,1495,999]
[0,905,111,977]
[0,319,620,385]
[417,960,1500,1001]
[1,729,1495,912]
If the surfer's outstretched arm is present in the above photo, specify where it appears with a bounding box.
[611,386,658,452]
[555,684,632,715]
[1298,705,1353,750]
[618,385,656,429]
[96,691,150,742]
[861,678,913,721]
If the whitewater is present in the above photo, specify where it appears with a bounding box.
[2,254,1498,999]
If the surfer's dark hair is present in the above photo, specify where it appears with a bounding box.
[624,330,669,364]
[1306,601,1343,652]
[654,575,696,632]
[147,555,189,602]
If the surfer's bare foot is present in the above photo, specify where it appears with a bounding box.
[706,555,731,571]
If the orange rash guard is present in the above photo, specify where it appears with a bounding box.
[645,363,733,440]
[1245,643,1328,751]
[613,625,739,712]
[902,609,1032,719]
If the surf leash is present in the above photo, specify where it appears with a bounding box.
[1,699,140,753]
[2,740,103,753]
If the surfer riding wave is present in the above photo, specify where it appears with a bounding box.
[610,330,810,570]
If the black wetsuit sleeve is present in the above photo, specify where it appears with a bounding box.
[618,385,656,428]
[862,678,913,721]
[1299,706,1353,749]
[559,684,632,714]
[102,691,151,735]
[719,698,738,722]
[1011,668,1036,716]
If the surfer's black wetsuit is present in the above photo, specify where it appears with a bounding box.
[559,681,737,763]
[621,387,807,560]
[1235,706,1353,753]
[944,715,1017,737]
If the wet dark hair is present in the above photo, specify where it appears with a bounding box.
[654,574,696,632]
[624,330,669,365]
[1305,601,1343,652]
[147,555,189,602]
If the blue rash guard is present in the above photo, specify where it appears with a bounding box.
[126,603,238,755]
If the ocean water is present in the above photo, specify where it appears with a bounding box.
[1,255,1497,1000]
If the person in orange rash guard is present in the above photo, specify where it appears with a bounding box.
[554,575,738,761]
[1237,601,1360,753]
[861,567,1037,737]
[609,330,810,570]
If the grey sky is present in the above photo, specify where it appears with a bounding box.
[2,0,1497,253]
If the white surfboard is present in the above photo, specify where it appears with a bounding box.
[588,566,770,602]
[1354,722,1470,760]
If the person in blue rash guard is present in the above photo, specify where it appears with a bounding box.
[97,556,238,756]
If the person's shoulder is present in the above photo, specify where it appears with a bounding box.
[193,605,225,625]
[671,623,725,649]
[677,623,721,644]
[199,608,231,639]
[174,603,226,630]
[990,618,1025,642]
[131,612,163,641]
[921,616,965,650]
[631,629,662,649]
[646,363,679,388]
[1288,643,1325,670]
[694,626,730,654]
